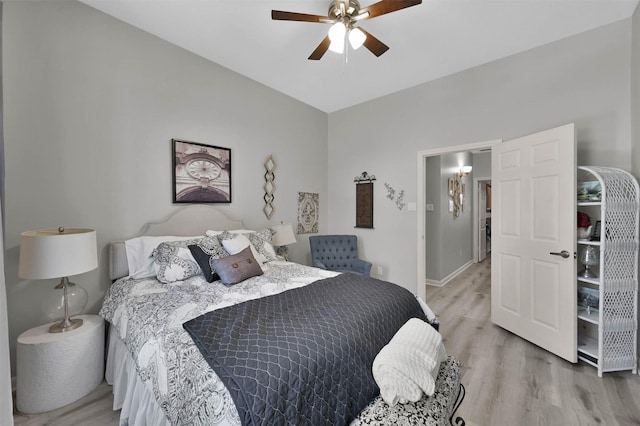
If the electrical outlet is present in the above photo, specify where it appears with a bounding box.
[377,266,383,276]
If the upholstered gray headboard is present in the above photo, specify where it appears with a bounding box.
[109,206,245,280]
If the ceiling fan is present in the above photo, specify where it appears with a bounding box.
[271,0,422,60]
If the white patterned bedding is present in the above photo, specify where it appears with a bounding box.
[100,261,339,426]
[101,260,464,426]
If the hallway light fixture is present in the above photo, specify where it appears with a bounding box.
[459,166,473,177]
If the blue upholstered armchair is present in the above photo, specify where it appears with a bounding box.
[309,235,372,276]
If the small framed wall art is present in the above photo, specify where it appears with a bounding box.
[355,183,374,228]
[297,192,319,234]
[172,139,231,203]
[354,172,375,229]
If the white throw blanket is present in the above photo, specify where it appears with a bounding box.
[372,317,447,406]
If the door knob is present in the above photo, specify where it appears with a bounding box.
[549,250,570,258]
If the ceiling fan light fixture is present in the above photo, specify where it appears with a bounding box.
[272,0,422,60]
[348,27,366,50]
[328,21,346,53]
[328,21,346,43]
[329,38,345,54]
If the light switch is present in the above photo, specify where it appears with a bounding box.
[408,202,417,211]
[425,203,434,212]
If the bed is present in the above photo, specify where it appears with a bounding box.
[100,206,465,425]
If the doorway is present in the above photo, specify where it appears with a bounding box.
[473,178,492,263]
[416,140,501,300]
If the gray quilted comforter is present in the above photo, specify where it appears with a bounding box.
[183,273,426,426]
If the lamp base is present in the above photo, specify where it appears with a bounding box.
[578,266,598,279]
[49,317,83,333]
[275,245,289,261]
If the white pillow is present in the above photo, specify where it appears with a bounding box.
[153,243,202,283]
[221,234,267,266]
[124,235,201,279]
[205,230,224,237]
[221,229,277,261]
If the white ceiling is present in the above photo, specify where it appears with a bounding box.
[81,0,639,113]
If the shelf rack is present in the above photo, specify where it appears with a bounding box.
[576,166,639,377]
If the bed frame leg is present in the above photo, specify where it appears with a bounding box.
[449,383,466,426]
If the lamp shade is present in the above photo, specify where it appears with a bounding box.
[19,228,98,279]
[348,28,366,50]
[328,22,346,54]
[271,223,296,247]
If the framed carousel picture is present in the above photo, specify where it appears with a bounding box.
[172,139,231,203]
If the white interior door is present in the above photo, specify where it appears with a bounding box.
[478,182,487,262]
[491,123,577,362]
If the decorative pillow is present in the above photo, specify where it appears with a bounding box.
[221,234,266,266]
[125,235,202,279]
[187,236,230,282]
[218,229,278,262]
[152,238,203,283]
[211,246,263,286]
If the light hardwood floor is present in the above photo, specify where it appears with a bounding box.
[13,258,640,425]
[13,380,119,426]
[428,259,640,426]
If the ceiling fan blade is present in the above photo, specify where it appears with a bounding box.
[359,0,422,20]
[359,28,389,57]
[271,10,331,23]
[308,36,332,60]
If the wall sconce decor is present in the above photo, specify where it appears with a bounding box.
[263,155,276,219]
[384,182,406,210]
[448,166,471,217]
[459,166,473,177]
[354,172,375,228]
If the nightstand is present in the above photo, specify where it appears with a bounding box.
[16,314,105,414]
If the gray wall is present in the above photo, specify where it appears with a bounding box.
[3,1,639,376]
[425,151,481,283]
[472,152,491,179]
[328,19,633,295]
[439,152,473,280]
[424,156,441,280]
[3,1,328,371]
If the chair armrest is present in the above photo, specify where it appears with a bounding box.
[313,260,328,270]
[353,259,372,276]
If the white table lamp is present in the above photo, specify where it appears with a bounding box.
[271,222,296,260]
[19,227,98,333]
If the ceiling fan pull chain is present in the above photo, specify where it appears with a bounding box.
[344,36,349,64]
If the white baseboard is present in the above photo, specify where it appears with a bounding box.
[426,260,473,287]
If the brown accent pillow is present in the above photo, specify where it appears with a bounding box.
[211,246,263,286]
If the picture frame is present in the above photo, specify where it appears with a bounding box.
[297,192,319,234]
[591,220,602,242]
[355,182,374,229]
[172,139,231,203]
